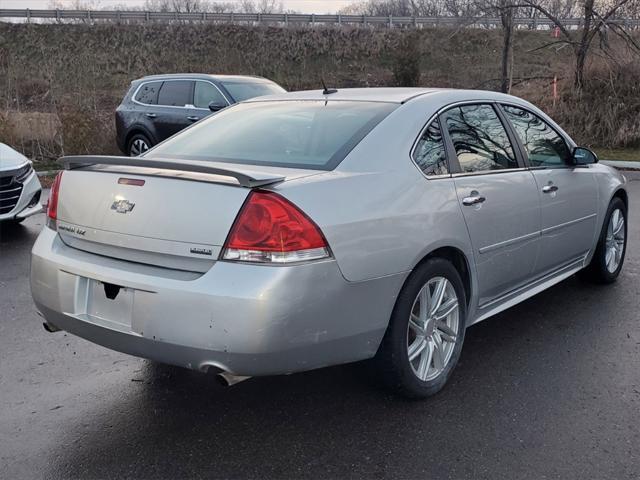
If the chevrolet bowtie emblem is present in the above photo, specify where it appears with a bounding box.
[111,199,135,214]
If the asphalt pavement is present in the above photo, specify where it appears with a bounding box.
[1,175,639,480]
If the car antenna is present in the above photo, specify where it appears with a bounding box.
[321,78,338,95]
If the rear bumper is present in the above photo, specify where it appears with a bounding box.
[31,227,404,376]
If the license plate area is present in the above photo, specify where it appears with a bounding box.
[74,277,134,330]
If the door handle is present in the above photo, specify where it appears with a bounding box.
[462,195,486,206]
[145,113,157,118]
[187,116,199,121]
[542,185,558,193]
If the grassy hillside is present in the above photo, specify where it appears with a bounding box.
[0,22,638,164]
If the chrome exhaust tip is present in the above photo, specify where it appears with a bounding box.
[216,372,252,387]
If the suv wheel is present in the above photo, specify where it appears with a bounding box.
[374,258,466,398]
[127,134,151,157]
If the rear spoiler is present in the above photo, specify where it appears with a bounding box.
[60,155,285,188]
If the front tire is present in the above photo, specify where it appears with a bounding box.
[579,197,627,284]
[374,258,467,398]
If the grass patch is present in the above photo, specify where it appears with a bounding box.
[593,148,640,162]
[33,160,61,172]
[38,174,57,189]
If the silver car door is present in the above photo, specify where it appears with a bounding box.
[442,104,541,307]
[500,104,598,275]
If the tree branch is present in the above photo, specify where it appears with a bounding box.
[518,0,572,40]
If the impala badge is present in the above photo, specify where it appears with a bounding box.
[111,199,135,214]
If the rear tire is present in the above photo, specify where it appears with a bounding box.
[127,133,152,157]
[374,258,467,399]
[579,197,627,284]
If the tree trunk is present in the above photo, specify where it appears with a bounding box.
[574,46,587,91]
[500,2,514,93]
[575,0,595,90]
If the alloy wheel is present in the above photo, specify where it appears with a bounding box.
[605,208,625,273]
[130,138,149,156]
[407,276,459,382]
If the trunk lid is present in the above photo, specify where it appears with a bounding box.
[55,157,321,272]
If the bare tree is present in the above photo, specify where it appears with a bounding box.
[49,0,104,9]
[339,0,470,17]
[239,0,285,14]
[143,0,223,12]
[498,0,515,93]
[520,0,635,90]
[472,0,516,93]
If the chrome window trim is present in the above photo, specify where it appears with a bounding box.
[437,100,522,176]
[132,78,231,110]
[409,113,452,181]
[410,99,532,181]
[193,79,231,109]
[497,101,574,168]
[451,167,528,178]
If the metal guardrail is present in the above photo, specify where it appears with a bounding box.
[0,8,638,28]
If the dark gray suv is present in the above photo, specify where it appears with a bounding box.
[115,74,285,156]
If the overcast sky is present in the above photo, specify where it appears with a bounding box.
[2,0,361,14]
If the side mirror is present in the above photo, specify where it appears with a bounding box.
[208,101,226,112]
[573,147,598,165]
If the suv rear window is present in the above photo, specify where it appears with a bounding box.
[147,101,397,170]
[134,81,163,105]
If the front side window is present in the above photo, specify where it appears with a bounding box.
[134,81,163,105]
[413,119,448,176]
[501,105,571,167]
[157,80,193,107]
[194,81,228,109]
[147,101,397,170]
[443,104,518,173]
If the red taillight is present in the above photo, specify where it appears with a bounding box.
[46,171,63,226]
[222,191,330,264]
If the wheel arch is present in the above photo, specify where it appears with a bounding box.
[411,246,473,308]
[612,187,628,211]
[124,126,156,151]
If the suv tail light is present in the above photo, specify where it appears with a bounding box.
[222,191,330,264]
[46,171,63,230]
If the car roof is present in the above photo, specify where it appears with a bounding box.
[244,87,528,105]
[135,73,273,83]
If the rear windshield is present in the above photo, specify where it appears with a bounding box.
[220,80,285,102]
[146,101,397,170]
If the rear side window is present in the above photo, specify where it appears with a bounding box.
[157,81,193,107]
[194,81,228,109]
[147,101,397,170]
[501,105,572,167]
[134,81,163,105]
[220,80,286,102]
[413,119,448,176]
[443,104,517,173]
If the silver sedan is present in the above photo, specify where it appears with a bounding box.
[30,88,628,397]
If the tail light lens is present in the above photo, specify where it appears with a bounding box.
[222,191,330,264]
[46,171,63,229]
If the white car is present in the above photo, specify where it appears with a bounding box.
[0,143,43,223]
